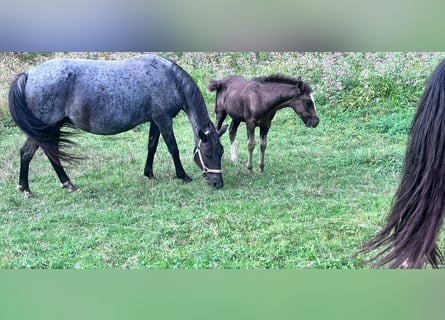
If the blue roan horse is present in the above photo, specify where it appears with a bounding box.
[9,54,228,197]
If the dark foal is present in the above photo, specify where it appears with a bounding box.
[208,74,319,172]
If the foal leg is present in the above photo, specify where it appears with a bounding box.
[144,122,161,179]
[215,110,227,131]
[18,137,38,198]
[258,126,270,173]
[246,122,256,172]
[228,120,240,164]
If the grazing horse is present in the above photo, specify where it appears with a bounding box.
[207,74,319,172]
[360,58,445,268]
[8,54,228,198]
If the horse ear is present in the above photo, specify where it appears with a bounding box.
[198,129,210,142]
[218,124,228,137]
[296,77,304,94]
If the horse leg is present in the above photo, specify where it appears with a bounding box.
[144,122,161,179]
[48,157,78,192]
[41,135,77,192]
[215,110,227,131]
[18,137,38,198]
[258,126,270,172]
[156,118,192,182]
[228,120,240,164]
[246,122,256,172]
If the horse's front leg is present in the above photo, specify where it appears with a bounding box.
[18,137,38,198]
[259,125,270,172]
[156,118,193,183]
[246,122,256,172]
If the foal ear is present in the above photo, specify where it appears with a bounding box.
[296,77,304,95]
[218,124,228,137]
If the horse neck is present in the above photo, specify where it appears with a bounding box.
[170,61,213,143]
[181,88,214,144]
[266,86,299,113]
[262,83,297,110]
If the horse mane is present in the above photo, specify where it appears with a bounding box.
[167,57,214,141]
[253,74,312,94]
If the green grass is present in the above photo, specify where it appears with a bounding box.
[0,52,443,269]
[0,105,407,269]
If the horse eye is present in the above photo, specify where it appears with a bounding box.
[201,144,212,157]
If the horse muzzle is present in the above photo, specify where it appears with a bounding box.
[305,116,319,128]
[204,173,224,189]
[194,144,224,189]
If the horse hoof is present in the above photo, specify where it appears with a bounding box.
[182,176,193,183]
[61,181,79,192]
[24,190,35,198]
[18,185,34,198]
[146,174,157,180]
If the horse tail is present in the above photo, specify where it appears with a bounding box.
[8,72,77,164]
[360,59,445,268]
[207,79,221,92]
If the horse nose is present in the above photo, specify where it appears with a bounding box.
[312,117,320,128]
[306,116,319,128]
[208,176,223,189]
[213,180,223,189]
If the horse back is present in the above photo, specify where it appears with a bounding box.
[24,55,182,134]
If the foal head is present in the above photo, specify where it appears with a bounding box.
[291,78,319,128]
[193,125,228,189]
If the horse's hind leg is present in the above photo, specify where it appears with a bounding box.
[144,122,161,179]
[48,157,78,192]
[18,137,38,198]
[228,120,240,164]
[246,122,256,172]
[215,110,227,131]
[18,137,77,197]
[258,126,270,172]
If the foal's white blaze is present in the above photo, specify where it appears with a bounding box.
[310,93,317,112]
[230,141,238,163]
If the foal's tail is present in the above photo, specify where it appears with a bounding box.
[8,72,76,164]
[207,79,221,92]
[360,59,445,268]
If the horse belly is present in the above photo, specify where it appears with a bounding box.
[224,99,246,123]
[69,95,151,135]
[69,71,158,134]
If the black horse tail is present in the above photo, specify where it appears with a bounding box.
[207,79,221,92]
[360,59,445,268]
[8,72,76,164]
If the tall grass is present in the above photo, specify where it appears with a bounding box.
[0,52,443,268]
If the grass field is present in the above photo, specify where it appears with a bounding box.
[0,52,443,268]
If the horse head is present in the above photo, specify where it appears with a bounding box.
[193,124,228,189]
[292,78,320,128]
